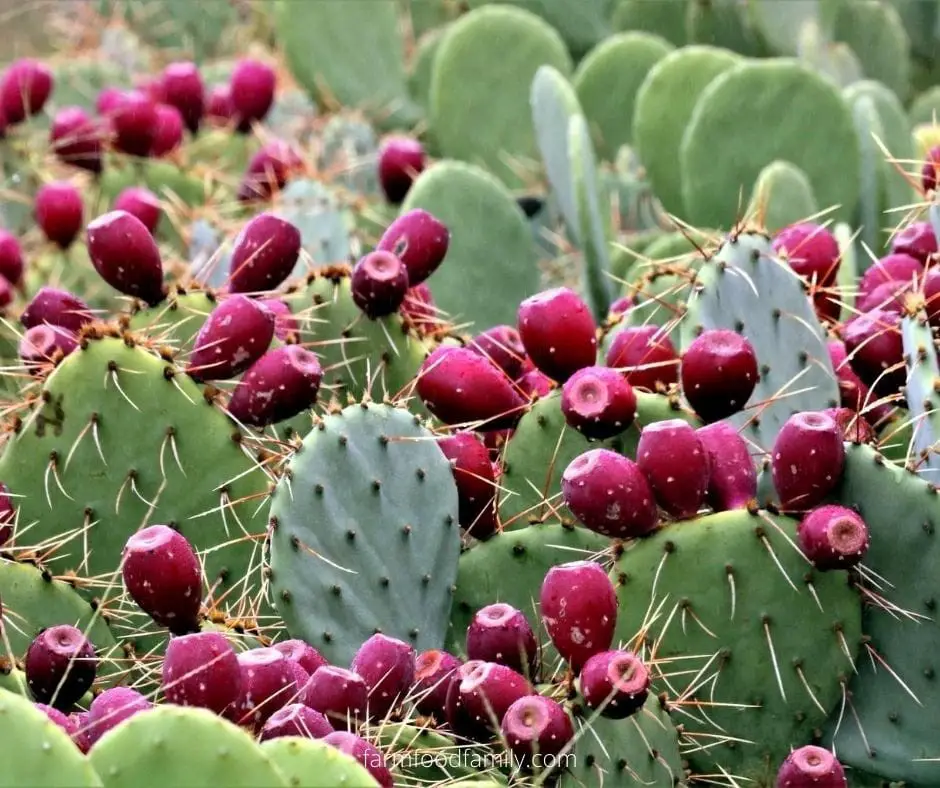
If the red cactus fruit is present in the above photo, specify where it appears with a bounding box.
[438,432,498,539]
[771,411,846,511]
[162,632,242,716]
[891,221,937,265]
[412,650,462,718]
[273,639,328,677]
[86,210,165,305]
[229,213,302,294]
[841,308,904,394]
[22,287,92,334]
[680,329,758,423]
[772,222,841,286]
[797,504,869,571]
[237,648,299,730]
[0,230,21,287]
[0,58,53,124]
[466,603,538,678]
[160,61,204,134]
[469,325,526,379]
[35,181,83,249]
[260,703,333,741]
[636,419,711,519]
[114,187,162,236]
[696,421,757,511]
[775,745,847,788]
[518,287,597,383]
[561,366,637,440]
[86,687,151,747]
[922,145,940,194]
[19,325,78,365]
[0,482,15,546]
[400,283,438,333]
[301,665,369,727]
[351,251,410,318]
[227,345,323,426]
[110,91,158,157]
[50,107,103,173]
[350,634,416,720]
[188,295,275,381]
[206,85,234,126]
[446,660,532,739]
[323,732,393,788]
[25,625,97,710]
[579,650,650,719]
[230,59,276,131]
[377,137,426,204]
[149,103,184,157]
[501,695,574,766]
[376,209,449,286]
[605,325,679,392]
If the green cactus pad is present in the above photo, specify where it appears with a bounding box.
[429,6,573,186]
[0,688,102,787]
[260,738,379,787]
[748,0,818,55]
[834,0,911,99]
[274,179,354,270]
[680,231,839,451]
[0,666,26,697]
[613,509,863,783]
[99,159,209,211]
[50,59,128,114]
[748,160,819,234]
[573,32,673,162]
[679,59,860,228]
[269,402,460,665]
[909,85,940,126]
[409,29,447,114]
[89,705,286,787]
[612,0,688,47]
[400,160,539,329]
[376,723,483,783]
[686,0,768,55]
[823,444,940,784]
[127,290,217,356]
[633,45,741,217]
[900,312,940,480]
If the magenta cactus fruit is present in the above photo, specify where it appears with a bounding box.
[797,504,869,571]
[0,482,15,546]
[188,295,275,381]
[858,253,923,304]
[206,85,234,125]
[121,524,202,635]
[438,432,498,538]
[446,660,532,738]
[160,61,204,134]
[561,449,658,538]
[891,221,937,265]
[466,603,538,678]
[468,325,526,379]
[1,58,53,124]
[35,181,83,249]
[0,230,23,287]
[923,146,940,194]
[775,745,847,788]
[350,634,416,720]
[150,103,184,157]
[350,251,409,318]
[400,283,438,332]
[238,140,302,201]
[260,299,299,341]
[376,209,449,286]
[377,137,426,204]
[417,346,525,430]
[579,650,650,719]
[273,640,328,677]
[605,325,679,391]
[25,625,97,710]
[227,345,323,426]
[827,339,872,415]
[114,187,162,236]
[772,222,841,286]
[19,325,78,365]
[636,419,710,519]
[696,421,757,511]
[539,561,617,671]
[561,366,637,440]
[259,703,333,742]
[229,213,302,294]
[323,732,394,788]
[841,308,904,394]
[86,210,165,305]
[680,329,758,423]
[856,280,911,314]
[96,87,126,116]
[86,687,151,747]
[824,406,874,444]
[35,704,77,738]
[230,59,276,131]
[50,107,103,173]
[518,287,597,383]
[70,712,91,753]
[301,665,369,727]
[237,648,299,729]
[412,650,462,718]
[609,295,633,316]
[110,90,158,157]
[500,695,573,765]
[771,411,846,511]
[161,631,242,716]
[518,368,554,400]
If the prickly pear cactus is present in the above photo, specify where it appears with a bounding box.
[901,310,940,481]
[260,738,379,787]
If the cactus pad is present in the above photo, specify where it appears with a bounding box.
[274,179,354,270]
[260,738,379,787]
[127,290,216,356]
[901,311,940,481]
[748,160,819,234]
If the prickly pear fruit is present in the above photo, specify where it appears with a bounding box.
[35,182,83,249]
[323,732,393,788]
[237,648,299,730]
[518,367,554,400]
[856,280,911,314]
[518,288,597,383]
[446,660,532,739]
[160,61,204,134]
[229,213,302,294]
[609,295,633,316]
[273,640,327,677]
[417,346,525,430]
[350,251,409,318]
[775,745,847,788]
[561,366,637,440]
[206,85,234,125]
[259,703,333,741]
[19,325,78,365]
[376,209,449,286]
[227,345,323,426]
[35,704,77,738]
[680,329,758,423]
[637,419,710,519]
[260,298,299,341]
[230,59,276,131]
[25,625,97,710]
[1,58,53,123]
[891,221,937,265]
[501,695,574,766]
[605,325,679,391]
[114,187,162,236]
[86,687,151,747]
[827,340,871,415]
[469,325,526,379]
[162,631,242,716]
[121,524,202,635]
[438,432,498,539]
[110,91,158,157]
[561,449,657,538]
[466,604,538,678]
[378,137,426,204]
[771,411,846,511]
[797,505,869,571]
[150,103,184,157]
[349,634,416,720]
[238,140,302,202]
[696,422,757,511]
[301,666,368,727]
[824,407,874,443]
[579,650,650,719]
[0,483,15,546]
[96,86,126,116]
[400,283,437,332]
[86,210,165,305]
[539,561,617,671]
[412,650,462,718]
[858,253,923,305]
[50,107,103,173]
[0,231,23,287]
[772,223,841,286]
[188,295,275,381]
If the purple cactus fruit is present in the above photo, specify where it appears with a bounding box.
[229,213,302,294]
[377,137,426,204]
[858,253,923,305]
[579,650,650,719]
[0,276,11,309]
[96,87,127,116]
[19,325,78,365]
[114,187,162,236]
[469,325,526,379]
[605,325,679,392]
[517,367,554,400]
[35,703,77,738]
[230,59,276,131]
[923,146,940,194]
[417,346,526,430]
[350,251,409,318]
[466,604,538,678]
[776,745,847,788]
[827,340,873,417]
[797,505,869,571]
[188,295,275,381]
[561,366,637,440]
[35,182,83,249]
[323,732,394,788]
[539,561,617,671]
[301,665,368,727]
[273,640,328,677]
[149,103,184,158]
[25,625,97,710]
[350,634,416,720]
[160,62,204,134]
[412,650,461,718]
[206,85,234,126]
[86,210,165,305]
[260,299,299,341]
[438,432,498,538]
[0,58,53,124]
[161,631,242,716]
[400,283,437,333]
[518,288,597,383]
[70,712,91,753]
[375,209,449,286]
[856,280,911,314]
[772,223,841,286]
[771,411,846,511]
[561,449,657,538]
[500,695,573,766]
[824,406,874,444]
[0,482,15,546]
[227,345,323,426]
[50,107,103,173]
[86,687,151,747]
[609,295,633,316]
[121,524,202,635]
[110,91,157,157]
[636,419,710,519]
[891,221,937,265]
[841,308,904,393]
[238,140,302,202]
[446,660,532,739]
[680,329,758,423]
[0,231,21,288]
[237,648,299,729]
[696,422,757,511]
[260,703,333,741]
